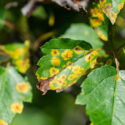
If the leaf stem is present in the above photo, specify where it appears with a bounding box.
[113,51,120,72]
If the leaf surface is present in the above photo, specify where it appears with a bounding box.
[61,23,103,48]
[0,66,32,124]
[90,1,109,41]
[36,38,103,94]
[99,0,125,24]
[2,41,30,74]
[76,65,125,125]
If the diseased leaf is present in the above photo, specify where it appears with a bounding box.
[1,41,30,74]
[76,65,125,125]
[90,1,109,41]
[36,38,104,94]
[0,66,32,125]
[99,0,125,24]
[61,23,103,48]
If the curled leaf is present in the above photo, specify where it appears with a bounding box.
[36,38,104,94]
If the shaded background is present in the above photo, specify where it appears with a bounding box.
[0,0,125,125]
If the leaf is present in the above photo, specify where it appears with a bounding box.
[90,1,109,41]
[32,6,47,20]
[36,38,104,94]
[99,0,125,24]
[61,23,103,49]
[0,66,32,125]
[2,41,30,74]
[76,65,125,125]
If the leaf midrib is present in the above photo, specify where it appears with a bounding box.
[0,68,7,102]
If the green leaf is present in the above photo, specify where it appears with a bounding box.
[99,0,125,24]
[32,6,47,20]
[76,65,125,125]
[0,66,32,125]
[2,41,30,74]
[36,38,104,94]
[90,1,109,41]
[61,23,103,48]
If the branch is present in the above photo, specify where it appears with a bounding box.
[21,0,90,16]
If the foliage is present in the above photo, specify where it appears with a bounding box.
[0,0,125,125]
[0,66,32,124]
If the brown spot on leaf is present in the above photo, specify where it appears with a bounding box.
[36,76,55,95]
[56,88,64,93]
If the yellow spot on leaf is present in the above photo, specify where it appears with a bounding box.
[73,46,83,54]
[62,49,72,60]
[116,75,121,81]
[13,49,24,59]
[90,19,102,27]
[68,74,76,80]
[72,66,84,74]
[50,67,59,76]
[97,32,108,41]
[91,59,97,68]
[51,57,60,66]
[99,0,106,5]
[16,82,30,93]
[51,49,59,56]
[0,120,8,125]
[11,103,23,114]
[66,61,73,67]
[85,50,98,62]
[90,123,93,125]
[15,59,30,73]
[91,8,104,21]
[118,3,124,10]
[60,74,66,80]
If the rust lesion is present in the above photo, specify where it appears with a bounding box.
[36,76,54,95]
[36,76,65,95]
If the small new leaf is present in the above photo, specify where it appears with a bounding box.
[76,65,125,125]
[0,66,32,124]
[36,38,103,94]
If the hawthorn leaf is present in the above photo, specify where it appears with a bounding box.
[0,66,32,125]
[61,23,103,48]
[90,1,109,41]
[36,38,104,94]
[1,41,30,74]
[76,65,125,125]
[99,0,125,24]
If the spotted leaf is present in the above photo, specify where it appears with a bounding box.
[90,1,109,41]
[1,41,30,74]
[0,66,32,124]
[76,66,125,125]
[99,0,125,24]
[36,38,104,94]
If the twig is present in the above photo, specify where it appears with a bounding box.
[21,0,90,16]
[33,30,56,51]
[0,19,33,41]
